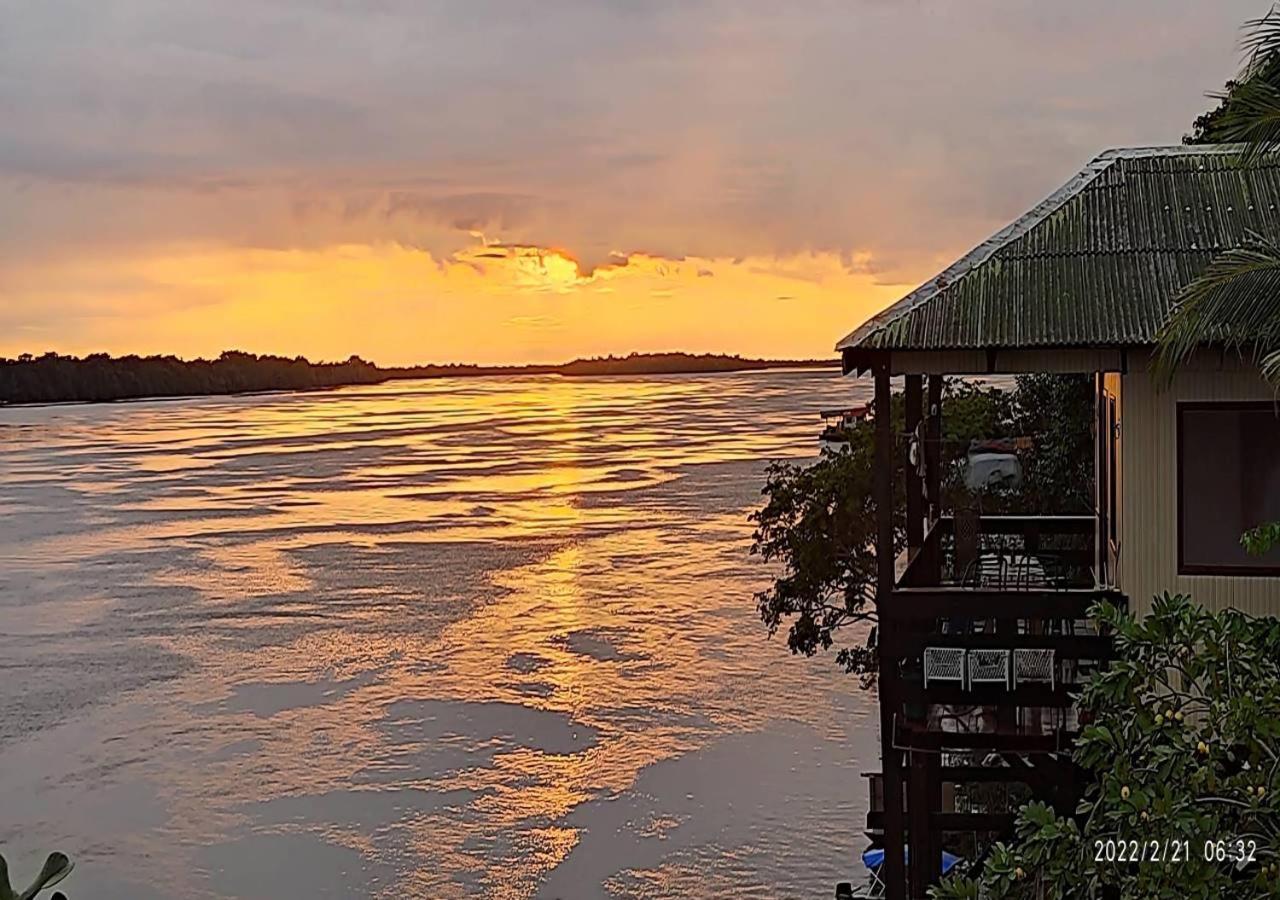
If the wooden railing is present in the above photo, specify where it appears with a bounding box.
[899,514,1098,589]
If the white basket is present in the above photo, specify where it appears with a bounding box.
[1013,648,1056,689]
[968,649,1011,688]
[924,647,967,689]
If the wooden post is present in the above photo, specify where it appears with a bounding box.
[905,374,924,553]
[926,754,943,887]
[926,375,943,523]
[1094,374,1108,586]
[907,751,932,898]
[925,375,944,583]
[875,361,906,900]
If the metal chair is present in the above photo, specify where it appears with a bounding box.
[967,648,1011,688]
[1013,648,1056,689]
[923,647,967,690]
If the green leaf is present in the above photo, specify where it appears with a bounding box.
[16,854,72,900]
[1242,521,1280,556]
[0,855,15,900]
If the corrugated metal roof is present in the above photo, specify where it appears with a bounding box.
[837,145,1280,352]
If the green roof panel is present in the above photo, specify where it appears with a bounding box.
[838,146,1280,352]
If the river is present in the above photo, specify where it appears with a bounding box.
[0,370,878,899]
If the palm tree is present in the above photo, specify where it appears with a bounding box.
[1155,7,1280,556]
[1156,7,1280,385]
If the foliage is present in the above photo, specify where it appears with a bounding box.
[752,416,895,678]
[1005,374,1094,515]
[0,350,840,405]
[931,595,1280,899]
[1161,6,1280,386]
[553,352,837,375]
[1185,45,1280,150]
[0,351,385,405]
[1243,521,1280,557]
[1154,237,1280,385]
[0,852,72,900]
[750,375,1093,678]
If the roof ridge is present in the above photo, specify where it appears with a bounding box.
[995,247,1231,260]
[835,150,1119,351]
[1093,143,1250,159]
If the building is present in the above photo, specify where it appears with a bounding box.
[836,145,1280,899]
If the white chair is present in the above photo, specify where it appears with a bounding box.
[923,647,967,690]
[1013,648,1056,689]
[968,649,1011,688]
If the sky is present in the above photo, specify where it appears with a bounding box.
[0,0,1270,365]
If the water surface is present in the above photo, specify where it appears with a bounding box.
[0,371,877,899]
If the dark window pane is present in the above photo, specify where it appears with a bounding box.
[1179,404,1280,572]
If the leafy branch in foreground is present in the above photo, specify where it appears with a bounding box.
[1154,236,1280,385]
[0,851,73,900]
[1243,521,1280,557]
[932,595,1280,899]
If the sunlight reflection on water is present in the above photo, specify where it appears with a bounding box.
[0,371,878,899]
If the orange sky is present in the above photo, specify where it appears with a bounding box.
[0,241,910,365]
[0,1,1262,365]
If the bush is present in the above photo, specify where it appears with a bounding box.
[932,594,1280,899]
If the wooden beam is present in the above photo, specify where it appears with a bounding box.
[933,812,1018,832]
[884,630,1113,658]
[895,726,1074,753]
[908,683,1081,708]
[960,515,1096,536]
[922,514,1097,536]
[882,587,1123,621]
[941,765,1037,784]
[874,361,906,900]
[866,811,1019,833]
[886,348,1126,376]
[905,374,924,552]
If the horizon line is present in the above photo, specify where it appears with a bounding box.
[2,348,843,370]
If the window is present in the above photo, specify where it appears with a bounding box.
[1178,402,1280,575]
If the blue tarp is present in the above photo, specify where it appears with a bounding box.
[862,848,961,874]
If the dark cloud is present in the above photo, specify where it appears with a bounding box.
[385,191,539,233]
[0,0,1265,281]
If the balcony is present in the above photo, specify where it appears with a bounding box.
[880,514,1125,754]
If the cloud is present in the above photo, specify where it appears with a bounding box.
[0,0,1266,357]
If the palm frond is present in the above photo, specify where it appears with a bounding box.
[1154,236,1280,385]
[1261,346,1280,384]
[1241,6,1280,80]
[1207,78,1280,163]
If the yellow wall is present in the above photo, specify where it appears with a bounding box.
[1117,352,1280,617]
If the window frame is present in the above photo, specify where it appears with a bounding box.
[1108,395,1118,547]
[1176,400,1280,577]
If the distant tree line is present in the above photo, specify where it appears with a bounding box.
[555,352,836,376]
[0,350,839,405]
[0,351,385,404]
